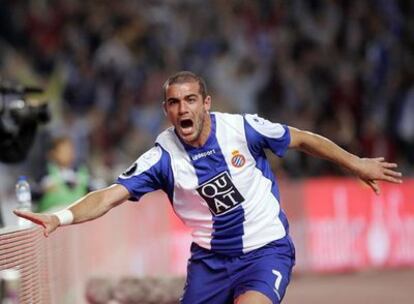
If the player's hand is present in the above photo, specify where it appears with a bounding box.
[13,210,60,237]
[354,157,403,195]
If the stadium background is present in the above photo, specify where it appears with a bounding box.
[0,0,413,303]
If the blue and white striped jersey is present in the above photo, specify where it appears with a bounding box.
[117,112,291,256]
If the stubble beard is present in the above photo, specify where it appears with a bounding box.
[189,110,208,145]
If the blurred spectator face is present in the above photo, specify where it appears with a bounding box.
[164,81,211,146]
[49,137,76,168]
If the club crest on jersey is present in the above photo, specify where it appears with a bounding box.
[196,171,245,216]
[231,150,246,168]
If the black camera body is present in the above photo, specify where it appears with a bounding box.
[0,83,50,163]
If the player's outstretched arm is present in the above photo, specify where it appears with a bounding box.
[288,127,403,194]
[13,184,130,237]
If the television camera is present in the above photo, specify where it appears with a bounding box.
[0,82,50,163]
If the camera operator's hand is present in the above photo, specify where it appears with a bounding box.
[13,210,60,237]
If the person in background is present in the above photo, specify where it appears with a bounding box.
[37,136,91,212]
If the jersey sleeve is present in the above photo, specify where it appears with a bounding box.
[116,145,170,201]
[243,114,291,157]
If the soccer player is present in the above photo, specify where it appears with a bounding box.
[14,71,403,304]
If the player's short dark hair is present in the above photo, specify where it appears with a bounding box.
[163,71,208,100]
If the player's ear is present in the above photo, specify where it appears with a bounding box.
[162,101,167,116]
[204,95,211,111]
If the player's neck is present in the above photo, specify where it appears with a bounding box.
[198,113,212,147]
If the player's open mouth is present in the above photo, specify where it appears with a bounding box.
[179,119,194,135]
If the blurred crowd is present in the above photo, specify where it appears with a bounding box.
[86,277,185,304]
[0,0,413,185]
